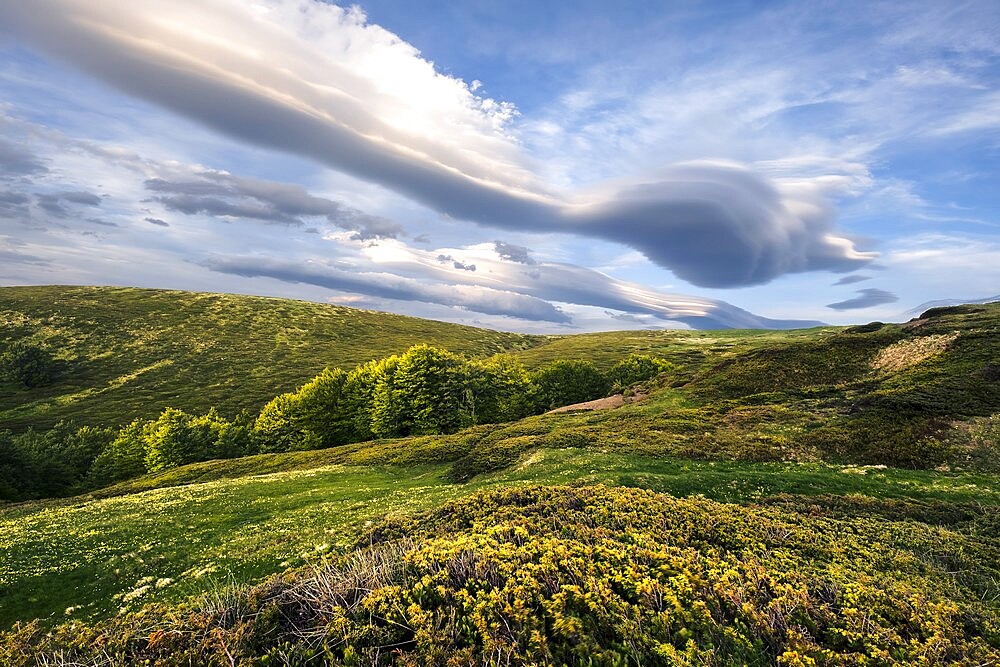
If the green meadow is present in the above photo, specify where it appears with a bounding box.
[1,287,998,665]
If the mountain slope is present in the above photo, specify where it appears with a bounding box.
[0,286,538,430]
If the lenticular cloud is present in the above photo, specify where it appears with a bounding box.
[0,0,875,287]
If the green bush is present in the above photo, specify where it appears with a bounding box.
[0,340,57,388]
[608,353,675,391]
[530,359,609,410]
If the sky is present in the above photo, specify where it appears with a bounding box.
[0,0,997,332]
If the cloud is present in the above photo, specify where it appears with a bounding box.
[0,0,874,287]
[0,237,49,266]
[494,241,536,265]
[436,254,476,271]
[202,255,571,323]
[832,274,872,285]
[144,172,401,239]
[826,288,899,311]
[352,237,824,328]
[0,190,31,218]
[35,190,102,217]
[144,217,169,227]
[0,138,48,177]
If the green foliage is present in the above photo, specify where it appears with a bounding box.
[7,485,999,665]
[375,345,474,436]
[467,354,533,424]
[530,359,610,410]
[86,419,149,488]
[144,408,224,472]
[0,423,114,501]
[0,340,57,389]
[608,353,675,390]
[0,285,539,431]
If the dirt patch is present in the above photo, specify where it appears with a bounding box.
[545,393,647,414]
[872,333,959,373]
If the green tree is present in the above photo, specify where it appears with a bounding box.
[468,354,533,424]
[143,408,219,472]
[529,360,609,411]
[608,354,675,391]
[295,368,353,446]
[88,419,149,487]
[0,340,57,388]
[371,345,472,437]
[343,357,398,442]
[214,410,254,459]
[253,393,306,453]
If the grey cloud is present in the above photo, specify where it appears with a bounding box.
[605,311,647,323]
[203,256,571,323]
[494,241,536,265]
[145,173,401,239]
[0,138,48,177]
[1,2,873,288]
[0,246,48,266]
[86,217,119,227]
[826,288,899,311]
[366,243,825,329]
[0,190,31,218]
[832,274,872,285]
[36,190,102,217]
[60,191,102,206]
[436,254,476,271]
[144,217,170,227]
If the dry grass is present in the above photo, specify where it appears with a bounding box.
[872,332,959,373]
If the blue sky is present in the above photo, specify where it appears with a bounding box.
[0,0,997,331]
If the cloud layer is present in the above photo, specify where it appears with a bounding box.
[0,0,874,288]
[826,288,899,311]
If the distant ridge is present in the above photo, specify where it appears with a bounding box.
[902,295,1000,318]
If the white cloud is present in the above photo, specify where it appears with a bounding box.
[0,0,873,288]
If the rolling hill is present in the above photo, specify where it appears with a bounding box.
[0,286,539,431]
[1,288,998,665]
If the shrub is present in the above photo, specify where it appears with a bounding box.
[530,359,609,411]
[0,340,57,388]
[608,353,675,391]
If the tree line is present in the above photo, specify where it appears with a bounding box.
[0,345,673,501]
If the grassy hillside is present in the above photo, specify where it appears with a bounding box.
[1,289,998,663]
[0,286,538,431]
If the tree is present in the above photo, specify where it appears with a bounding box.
[343,357,396,442]
[88,419,149,487]
[0,340,57,388]
[529,360,609,411]
[468,354,532,424]
[295,368,353,447]
[371,345,474,437]
[608,354,675,391]
[143,408,219,472]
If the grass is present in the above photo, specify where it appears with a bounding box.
[1,288,998,661]
[0,286,538,430]
[3,443,998,631]
[5,481,999,665]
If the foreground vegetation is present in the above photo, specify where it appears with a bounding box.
[1,288,998,663]
[5,482,999,665]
